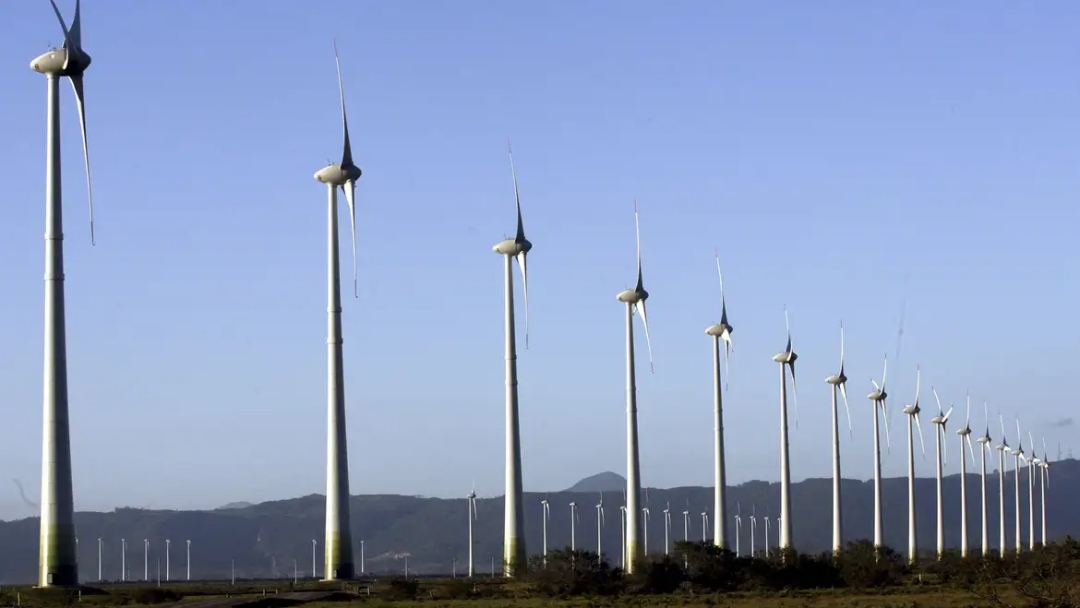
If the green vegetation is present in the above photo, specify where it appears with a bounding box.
[0,539,1076,607]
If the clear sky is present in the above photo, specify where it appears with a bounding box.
[0,1,1077,521]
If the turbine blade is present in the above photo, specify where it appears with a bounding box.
[637,300,655,374]
[839,382,853,437]
[69,73,95,245]
[633,200,643,292]
[343,181,358,298]
[966,392,972,427]
[839,321,845,373]
[943,406,953,423]
[789,362,799,429]
[915,412,926,456]
[333,39,353,167]
[882,403,892,452]
[508,140,525,243]
[48,0,74,64]
[999,412,1006,438]
[967,435,976,467]
[68,0,82,48]
[516,253,529,349]
[932,387,943,415]
[881,354,888,391]
[871,379,881,392]
[783,306,792,353]
[723,339,731,392]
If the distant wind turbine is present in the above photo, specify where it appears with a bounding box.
[901,367,926,564]
[734,501,742,557]
[30,0,96,587]
[701,510,710,543]
[596,494,606,565]
[825,322,853,554]
[867,355,891,550]
[930,388,954,560]
[569,501,579,552]
[956,394,977,558]
[683,505,691,542]
[772,308,798,551]
[493,142,532,577]
[706,255,733,549]
[976,402,993,556]
[615,202,654,574]
[1027,430,1036,550]
[996,413,1010,555]
[764,506,772,557]
[750,504,758,557]
[467,486,478,577]
[313,40,362,582]
[1012,418,1025,555]
[619,504,627,568]
[663,502,672,555]
[642,490,652,556]
[1040,438,1050,545]
[540,499,550,562]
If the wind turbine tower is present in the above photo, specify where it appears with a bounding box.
[930,388,953,560]
[772,309,798,551]
[956,395,976,558]
[29,0,96,587]
[976,402,993,556]
[1040,438,1050,545]
[901,368,926,564]
[996,414,1010,555]
[467,487,478,577]
[493,143,532,576]
[705,255,733,549]
[867,356,891,551]
[1012,419,1024,555]
[569,502,578,551]
[313,41,362,581]
[825,323,853,554]
[1027,432,1039,550]
[615,203,654,574]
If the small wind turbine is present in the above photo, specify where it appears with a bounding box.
[493,142,532,577]
[976,402,993,556]
[663,502,672,555]
[764,506,772,557]
[867,355,891,550]
[1040,438,1050,545]
[642,491,651,556]
[30,0,96,587]
[313,40,362,581]
[615,202,654,575]
[956,393,977,558]
[467,486,478,577]
[682,505,691,542]
[1012,418,1024,555]
[901,367,926,564]
[750,504,758,557]
[930,388,954,560]
[619,504,627,569]
[825,322,853,554]
[706,255,734,549]
[540,499,550,562]
[772,308,798,551]
[569,501,579,552]
[701,510,710,543]
[596,494,606,565]
[1027,432,1039,550]
[734,502,742,557]
[996,413,1010,555]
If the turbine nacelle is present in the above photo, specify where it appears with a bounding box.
[825,371,847,385]
[314,163,362,185]
[902,404,921,415]
[977,434,992,445]
[957,425,972,436]
[704,322,731,338]
[772,349,797,364]
[617,287,649,304]
[868,389,887,401]
[493,236,532,256]
[31,47,91,76]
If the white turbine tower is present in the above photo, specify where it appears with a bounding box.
[867,356,891,550]
[750,504,758,557]
[663,503,672,555]
[764,507,772,557]
[1027,432,1039,550]
[930,388,953,560]
[467,487,478,577]
[642,497,651,556]
[30,0,95,587]
[1040,438,1051,545]
[493,143,532,576]
[995,413,1010,555]
[734,503,742,557]
[683,506,691,542]
[619,504,627,569]
[901,368,926,564]
[975,402,993,556]
[956,394,977,558]
[825,323,853,554]
[596,495,606,565]
[540,499,550,561]
[701,510,710,543]
[615,202,654,574]
[569,501,578,552]
[313,41,362,582]
[706,255,733,549]
[1012,418,1024,555]
[772,309,799,551]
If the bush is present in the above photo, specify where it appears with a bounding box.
[527,549,624,596]
[383,576,420,600]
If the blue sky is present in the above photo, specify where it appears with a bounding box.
[0,1,1077,520]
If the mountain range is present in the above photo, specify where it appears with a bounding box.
[0,460,1075,584]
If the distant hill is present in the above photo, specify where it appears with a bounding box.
[564,471,626,493]
[0,461,1076,585]
[216,501,254,510]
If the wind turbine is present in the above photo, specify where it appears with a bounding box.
[493,142,532,576]
[734,502,742,557]
[772,309,798,551]
[706,255,733,549]
[867,356,891,550]
[619,504,627,569]
[996,413,1010,555]
[750,504,758,557]
[467,486,478,577]
[30,0,95,587]
[1040,439,1050,545]
[569,501,579,552]
[642,495,651,556]
[313,40,362,582]
[540,499,550,562]
[975,402,993,556]
[901,367,926,564]
[764,506,772,557]
[1012,418,1024,555]
[596,494,606,565]
[701,510,710,543]
[615,202,653,574]
[825,322,853,554]
[930,388,953,560]
[956,394,976,558]
[683,504,691,541]
[1027,432,1039,550]
[663,502,672,555]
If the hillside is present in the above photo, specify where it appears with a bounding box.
[0,461,1075,584]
